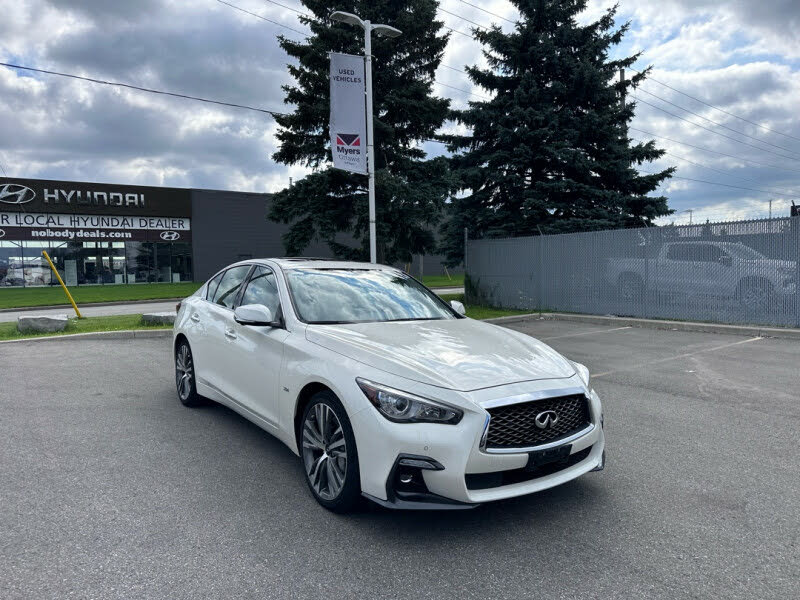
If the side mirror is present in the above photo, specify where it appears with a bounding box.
[234,304,278,326]
[450,300,466,316]
[719,255,732,267]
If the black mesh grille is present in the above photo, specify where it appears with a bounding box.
[486,394,591,449]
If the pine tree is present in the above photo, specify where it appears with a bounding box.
[441,0,674,266]
[269,1,453,263]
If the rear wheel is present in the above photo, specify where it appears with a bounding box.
[175,340,201,407]
[301,391,361,512]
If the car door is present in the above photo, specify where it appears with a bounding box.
[200,264,253,400]
[227,265,290,427]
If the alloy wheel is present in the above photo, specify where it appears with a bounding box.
[302,403,348,501]
[175,343,194,401]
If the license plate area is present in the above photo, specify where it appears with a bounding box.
[526,444,572,469]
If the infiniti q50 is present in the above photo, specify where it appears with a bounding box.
[173,259,605,511]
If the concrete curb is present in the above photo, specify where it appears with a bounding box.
[0,297,184,314]
[0,328,172,344]
[485,312,800,340]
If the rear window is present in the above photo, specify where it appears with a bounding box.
[211,266,251,308]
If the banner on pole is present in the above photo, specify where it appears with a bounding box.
[329,52,367,175]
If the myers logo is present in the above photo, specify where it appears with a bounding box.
[160,231,180,241]
[0,184,36,205]
[336,133,361,155]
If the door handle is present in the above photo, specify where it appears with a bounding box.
[190,313,200,323]
[225,327,237,340]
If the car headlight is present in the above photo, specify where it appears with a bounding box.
[572,362,590,387]
[356,378,463,424]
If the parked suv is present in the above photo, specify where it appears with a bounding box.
[606,241,796,309]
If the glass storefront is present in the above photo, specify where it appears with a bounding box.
[0,240,193,287]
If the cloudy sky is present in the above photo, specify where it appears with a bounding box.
[1,0,798,224]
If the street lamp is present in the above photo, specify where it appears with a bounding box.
[330,11,401,264]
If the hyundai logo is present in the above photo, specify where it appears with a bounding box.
[534,410,559,430]
[0,184,36,205]
[160,231,180,241]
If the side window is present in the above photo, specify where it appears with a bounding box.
[667,245,690,261]
[205,272,224,300]
[240,266,281,316]
[211,266,251,309]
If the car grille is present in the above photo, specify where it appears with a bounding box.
[485,393,591,449]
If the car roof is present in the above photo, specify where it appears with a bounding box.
[257,258,399,271]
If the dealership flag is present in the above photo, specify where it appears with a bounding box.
[329,52,367,174]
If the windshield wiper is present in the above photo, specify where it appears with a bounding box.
[385,317,446,322]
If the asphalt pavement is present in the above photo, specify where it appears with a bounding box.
[0,287,465,322]
[0,321,797,599]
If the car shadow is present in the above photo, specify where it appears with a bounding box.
[186,397,610,540]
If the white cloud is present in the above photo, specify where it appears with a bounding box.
[0,0,798,222]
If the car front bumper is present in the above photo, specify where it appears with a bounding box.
[350,377,605,508]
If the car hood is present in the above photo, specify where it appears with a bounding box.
[305,318,576,392]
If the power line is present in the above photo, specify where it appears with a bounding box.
[638,168,800,200]
[263,0,309,17]
[0,62,287,117]
[438,7,488,31]
[634,96,800,163]
[630,127,800,175]
[214,0,307,36]
[635,87,800,158]
[456,0,516,25]
[632,137,800,197]
[434,79,489,100]
[630,68,800,144]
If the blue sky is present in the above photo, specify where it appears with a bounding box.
[0,0,798,225]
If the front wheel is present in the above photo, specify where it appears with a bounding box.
[301,391,361,512]
[175,340,201,407]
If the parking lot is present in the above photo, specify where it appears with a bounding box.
[1,320,798,599]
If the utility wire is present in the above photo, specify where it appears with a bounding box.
[630,127,800,175]
[638,168,800,200]
[438,7,488,31]
[635,87,800,158]
[214,0,307,36]
[634,96,800,163]
[631,137,800,197]
[457,0,516,25]
[630,68,800,144]
[264,0,309,17]
[0,62,288,117]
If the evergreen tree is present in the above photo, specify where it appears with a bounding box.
[441,0,674,266]
[269,1,453,263]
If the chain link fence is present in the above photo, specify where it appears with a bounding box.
[466,216,800,328]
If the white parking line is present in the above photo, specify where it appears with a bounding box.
[542,326,632,341]
[593,336,764,379]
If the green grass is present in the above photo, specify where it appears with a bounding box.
[439,293,537,320]
[0,282,202,310]
[0,314,171,341]
[421,273,464,288]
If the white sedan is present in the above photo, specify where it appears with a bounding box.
[173,259,605,512]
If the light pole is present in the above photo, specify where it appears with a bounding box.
[330,11,401,264]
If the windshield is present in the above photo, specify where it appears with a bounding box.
[724,244,766,261]
[285,268,457,324]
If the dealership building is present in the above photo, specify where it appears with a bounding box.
[0,177,451,287]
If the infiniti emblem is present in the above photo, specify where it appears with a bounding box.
[534,410,559,430]
[0,184,36,205]
[160,231,180,241]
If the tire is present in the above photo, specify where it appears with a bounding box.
[300,391,361,513]
[175,339,201,407]
[738,279,773,311]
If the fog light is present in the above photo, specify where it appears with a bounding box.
[399,473,413,484]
